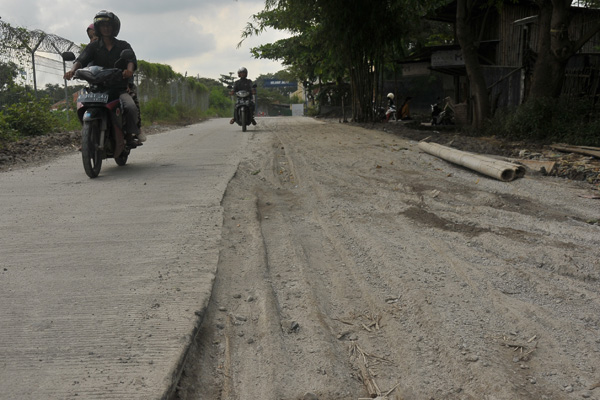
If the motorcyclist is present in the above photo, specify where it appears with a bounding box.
[230,67,256,125]
[385,93,396,122]
[64,11,144,144]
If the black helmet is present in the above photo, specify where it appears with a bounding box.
[238,67,248,77]
[94,10,121,37]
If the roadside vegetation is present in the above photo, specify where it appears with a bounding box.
[3,1,600,148]
[0,58,234,148]
[483,97,600,147]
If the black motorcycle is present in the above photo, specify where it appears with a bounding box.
[431,98,454,126]
[229,84,256,132]
[62,50,140,178]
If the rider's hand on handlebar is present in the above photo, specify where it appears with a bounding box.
[64,71,75,80]
[122,69,134,79]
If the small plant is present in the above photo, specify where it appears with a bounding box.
[2,93,59,136]
[140,98,177,123]
[0,112,20,145]
[486,97,600,146]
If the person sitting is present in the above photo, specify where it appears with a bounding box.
[64,10,144,143]
[400,96,412,120]
[230,67,256,125]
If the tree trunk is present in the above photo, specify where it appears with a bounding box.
[528,0,572,99]
[455,0,491,130]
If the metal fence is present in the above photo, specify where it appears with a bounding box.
[0,19,81,96]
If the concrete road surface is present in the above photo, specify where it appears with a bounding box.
[0,119,247,399]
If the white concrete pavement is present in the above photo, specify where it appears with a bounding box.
[0,119,247,399]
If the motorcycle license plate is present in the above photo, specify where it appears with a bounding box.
[78,93,109,103]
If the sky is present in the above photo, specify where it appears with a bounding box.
[0,0,291,85]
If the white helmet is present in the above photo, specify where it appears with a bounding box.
[387,93,394,99]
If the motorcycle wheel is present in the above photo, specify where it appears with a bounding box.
[115,149,129,166]
[241,108,247,132]
[81,120,102,178]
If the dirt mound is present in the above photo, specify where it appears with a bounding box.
[0,124,178,173]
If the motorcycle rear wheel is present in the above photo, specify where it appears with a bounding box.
[81,120,102,178]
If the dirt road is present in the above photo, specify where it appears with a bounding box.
[176,117,600,400]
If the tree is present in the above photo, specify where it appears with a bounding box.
[0,61,18,90]
[455,0,494,129]
[528,0,600,99]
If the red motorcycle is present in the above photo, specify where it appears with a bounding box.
[62,50,140,178]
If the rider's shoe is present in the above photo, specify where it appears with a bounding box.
[126,135,140,148]
[251,118,257,125]
[137,131,147,142]
[230,118,235,124]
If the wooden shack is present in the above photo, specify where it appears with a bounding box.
[411,0,600,122]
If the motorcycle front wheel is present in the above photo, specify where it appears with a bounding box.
[240,108,247,132]
[115,150,129,166]
[81,120,102,178]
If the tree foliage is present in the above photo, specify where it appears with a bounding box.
[0,61,18,90]
[242,0,445,122]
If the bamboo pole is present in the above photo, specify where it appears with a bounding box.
[418,141,525,182]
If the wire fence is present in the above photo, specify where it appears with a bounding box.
[1,19,209,114]
[136,76,209,111]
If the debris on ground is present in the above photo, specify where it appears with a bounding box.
[358,120,600,190]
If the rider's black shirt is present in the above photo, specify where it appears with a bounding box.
[233,77,253,93]
[76,38,137,89]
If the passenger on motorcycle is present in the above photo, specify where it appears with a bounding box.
[230,67,257,125]
[86,23,98,43]
[64,11,144,144]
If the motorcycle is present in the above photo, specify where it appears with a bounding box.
[229,84,256,132]
[431,98,454,126]
[62,50,140,178]
[373,102,386,122]
[386,105,398,122]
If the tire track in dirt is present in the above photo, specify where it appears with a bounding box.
[177,118,600,400]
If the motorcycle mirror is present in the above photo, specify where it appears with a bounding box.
[61,52,76,62]
[119,49,135,60]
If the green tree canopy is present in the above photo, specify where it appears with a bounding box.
[241,0,446,121]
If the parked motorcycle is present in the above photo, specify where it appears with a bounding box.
[431,98,454,126]
[373,102,386,122]
[62,50,140,178]
[229,84,257,132]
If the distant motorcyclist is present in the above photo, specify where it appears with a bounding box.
[64,11,144,143]
[230,67,256,125]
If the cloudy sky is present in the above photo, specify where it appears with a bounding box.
[0,0,290,83]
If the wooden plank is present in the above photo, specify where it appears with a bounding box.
[550,144,600,158]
